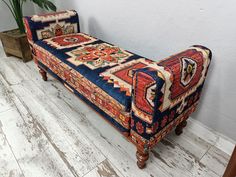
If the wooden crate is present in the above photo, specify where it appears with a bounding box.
[0,29,32,62]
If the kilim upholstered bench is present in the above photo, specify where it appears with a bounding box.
[23,10,212,169]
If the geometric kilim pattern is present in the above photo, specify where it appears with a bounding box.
[23,10,80,42]
[100,58,154,96]
[36,22,77,40]
[156,47,210,111]
[66,43,133,70]
[44,33,97,49]
[180,57,197,86]
[130,101,198,150]
[158,49,204,101]
[132,69,158,123]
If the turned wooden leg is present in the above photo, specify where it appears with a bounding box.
[175,120,187,136]
[136,148,149,169]
[39,68,47,81]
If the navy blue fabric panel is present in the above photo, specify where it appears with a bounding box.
[38,61,129,133]
[35,37,145,111]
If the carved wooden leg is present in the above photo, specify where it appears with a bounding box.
[175,120,187,136]
[39,68,47,81]
[136,148,149,169]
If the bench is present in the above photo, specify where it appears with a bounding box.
[23,10,212,169]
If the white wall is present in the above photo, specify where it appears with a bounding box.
[53,0,236,141]
[0,1,35,32]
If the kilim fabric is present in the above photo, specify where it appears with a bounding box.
[23,10,80,42]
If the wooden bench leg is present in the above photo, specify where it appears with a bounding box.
[136,148,149,169]
[39,67,47,81]
[175,120,187,136]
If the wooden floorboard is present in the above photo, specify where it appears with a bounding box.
[0,65,106,176]
[11,80,106,176]
[0,119,24,177]
[0,55,234,177]
[165,129,212,160]
[84,159,124,177]
[0,85,76,177]
[200,145,230,176]
[151,138,219,177]
[0,77,14,113]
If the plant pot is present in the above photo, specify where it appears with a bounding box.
[0,29,32,62]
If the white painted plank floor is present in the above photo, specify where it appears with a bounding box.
[0,48,235,177]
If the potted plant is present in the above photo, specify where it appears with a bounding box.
[0,0,56,62]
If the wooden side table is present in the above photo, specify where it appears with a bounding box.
[223,146,236,177]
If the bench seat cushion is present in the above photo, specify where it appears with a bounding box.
[33,32,154,132]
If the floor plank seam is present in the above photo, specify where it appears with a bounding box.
[199,143,215,161]
[0,71,27,87]
[0,119,26,177]
[81,160,104,177]
[107,159,126,177]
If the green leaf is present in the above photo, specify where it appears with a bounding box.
[46,1,56,11]
[1,0,57,33]
[31,0,57,11]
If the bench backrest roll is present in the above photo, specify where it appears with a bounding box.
[23,10,80,43]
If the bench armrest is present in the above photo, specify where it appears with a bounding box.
[130,46,212,149]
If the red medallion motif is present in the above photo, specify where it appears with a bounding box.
[44,33,96,49]
[67,43,133,69]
